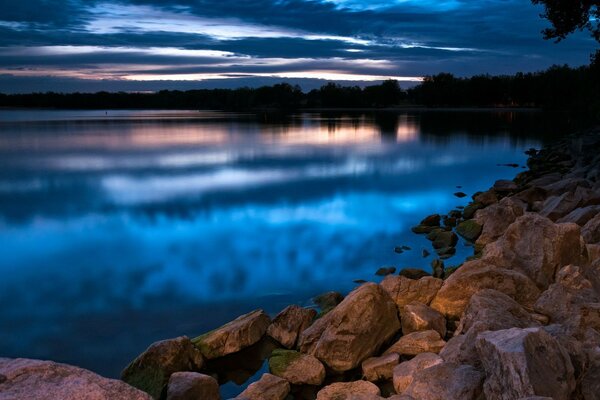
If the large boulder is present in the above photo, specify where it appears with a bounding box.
[316,381,380,400]
[166,372,219,400]
[401,362,484,400]
[267,305,316,349]
[557,205,600,226]
[362,353,400,382]
[384,330,446,357]
[268,349,325,386]
[193,309,271,359]
[235,373,290,400]
[380,275,443,309]
[476,327,575,400]
[0,358,152,400]
[121,336,204,399]
[430,260,541,320]
[474,197,525,247]
[481,213,586,289]
[400,302,446,337]
[539,187,589,221]
[583,213,600,244]
[298,283,400,372]
[392,353,443,394]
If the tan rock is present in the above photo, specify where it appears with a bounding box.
[481,213,586,289]
[192,309,270,359]
[380,275,443,308]
[430,260,541,320]
[316,381,380,400]
[361,353,399,382]
[235,373,290,400]
[166,372,219,400]
[476,327,575,400]
[402,362,484,400]
[0,358,152,400]
[267,305,316,349]
[121,336,204,399]
[298,283,400,372]
[384,330,446,357]
[392,352,443,393]
[268,349,325,386]
[401,302,446,337]
[474,197,524,246]
[583,213,600,244]
[473,189,498,206]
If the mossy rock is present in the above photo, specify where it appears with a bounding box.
[456,220,483,242]
[121,366,166,400]
[269,349,302,376]
[462,202,484,219]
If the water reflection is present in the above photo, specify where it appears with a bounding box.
[0,110,575,395]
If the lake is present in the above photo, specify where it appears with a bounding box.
[0,109,576,396]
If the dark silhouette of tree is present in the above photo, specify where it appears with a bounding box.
[531,0,600,43]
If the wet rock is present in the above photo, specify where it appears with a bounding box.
[420,214,441,226]
[193,310,270,360]
[384,330,446,357]
[476,327,575,400]
[401,302,446,337]
[376,266,397,276]
[268,349,325,386]
[474,197,525,247]
[557,205,600,226]
[235,373,290,400]
[482,213,586,289]
[402,362,484,400]
[0,358,152,400]
[394,246,405,253]
[454,192,467,198]
[316,381,380,400]
[298,283,400,372]
[463,202,484,219]
[429,231,458,250]
[443,215,457,227]
[166,372,219,400]
[456,220,482,242]
[362,353,400,382]
[473,189,498,206]
[430,260,541,320]
[493,179,518,193]
[380,275,443,308]
[122,336,204,399]
[583,213,600,244]
[436,246,456,259]
[398,268,430,280]
[267,305,316,349]
[392,353,443,393]
[422,249,431,258]
[411,225,438,234]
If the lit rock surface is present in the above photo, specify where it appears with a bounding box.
[392,352,443,394]
[400,301,446,337]
[266,305,316,349]
[380,275,443,308]
[166,372,220,400]
[384,330,446,357]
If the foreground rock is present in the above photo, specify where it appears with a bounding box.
[121,336,204,399]
[166,372,219,400]
[298,283,400,372]
[316,381,380,400]
[392,353,443,394]
[476,327,575,400]
[380,275,443,308]
[267,305,316,349]
[401,362,484,400]
[362,353,399,382]
[384,330,446,357]
[0,358,152,400]
[268,349,325,386]
[401,301,446,337]
[235,373,290,400]
[193,309,271,359]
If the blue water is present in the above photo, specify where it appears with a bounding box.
[0,109,565,395]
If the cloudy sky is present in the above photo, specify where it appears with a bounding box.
[0,0,596,92]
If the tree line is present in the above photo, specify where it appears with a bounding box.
[0,62,598,114]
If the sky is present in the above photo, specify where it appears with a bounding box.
[0,0,596,92]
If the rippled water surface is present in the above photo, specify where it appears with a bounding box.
[0,109,571,395]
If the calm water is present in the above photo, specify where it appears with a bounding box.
[0,109,572,395]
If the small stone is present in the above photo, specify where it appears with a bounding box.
[235,373,290,400]
[362,353,400,382]
[462,202,483,219]
[376,266,397,276]
[316,381,380,400]
[399,268,430,280]
[267,305,316,349]
[454,192,467,198]
[268,349,325,386]
[166,372,219,400]
[384,330,446,357]
[402,245,412,250]
[354,279,367,284]
[431,259,444,279]
[394,246,405,253]
[422,249,430,258]
[456,220,482,242]
[420,214,441,226]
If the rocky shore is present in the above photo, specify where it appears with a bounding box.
[2,128,600,400]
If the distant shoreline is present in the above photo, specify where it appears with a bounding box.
[0,106,544,112]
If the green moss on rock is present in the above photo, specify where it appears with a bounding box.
[456,220,483,242]
[269,349,302,376]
